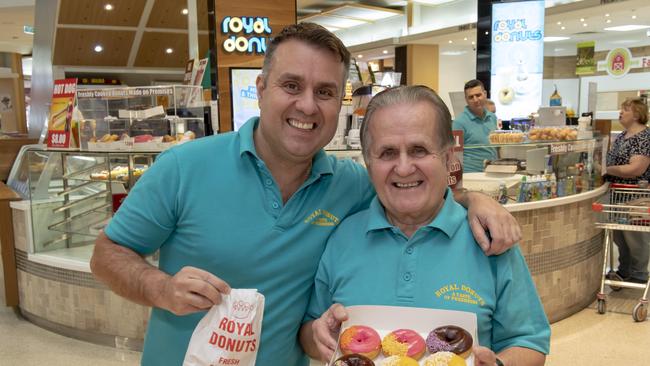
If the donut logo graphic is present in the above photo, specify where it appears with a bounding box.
[232,300,255,319]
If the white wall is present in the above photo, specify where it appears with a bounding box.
[438,45,476,118]
[579,71,650,119]
[410,0,477,35]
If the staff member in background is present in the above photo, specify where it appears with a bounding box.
[605,98,650,285]
[300,86,549,366]
[485,98,503,130]
[90,24,521,366]
[453,80,498,172]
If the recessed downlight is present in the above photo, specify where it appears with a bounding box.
[357,54,363,58]
[166,48,173,54]
[561,26,566,30]
[94,45,103,52]
[104,4,113,11]
[606,19,612,24]
[382,50,388,54]
[182,8,189,15]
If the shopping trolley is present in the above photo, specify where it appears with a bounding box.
[592,183,650,322]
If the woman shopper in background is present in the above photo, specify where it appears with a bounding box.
[605,98,650,284]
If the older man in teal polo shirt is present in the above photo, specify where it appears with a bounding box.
[453,79,498,172]
[301,86,549,366]
[91,24,522,366]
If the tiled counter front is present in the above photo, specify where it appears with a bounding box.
[14,249,149,350]
[513,197,604,323]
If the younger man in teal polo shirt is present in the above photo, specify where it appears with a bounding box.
[453,79,498,172]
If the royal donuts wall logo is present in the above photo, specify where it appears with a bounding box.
[221,16,272,54]
[232,300,256,319]
[492,19,543,43]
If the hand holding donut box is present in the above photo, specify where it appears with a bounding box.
[330,305,477,366]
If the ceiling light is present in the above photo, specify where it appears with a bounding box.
[605,13,610,17]
[382,50,388,54]
[471,41,475,45]
[441,50,468,56]
[632,15,637,19]
[448,40,453,44]
[182,8,189,15]
[583,23,588,27]
[605,25,650,32]
[606,19,612,24]
[357,54,363,58]
[556,21,561,25]
[165,48,173,54]
[485,31,489,35]
[104,3,113,11]
[580,18,585,22]
[463,37,468,41]
[94,45,103,52]
[544,36,570,42]
[561,26,566,30]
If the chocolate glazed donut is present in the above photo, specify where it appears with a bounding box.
[333,353,375,366]
[432,325,473,358]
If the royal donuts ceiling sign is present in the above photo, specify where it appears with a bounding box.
[221,16,272,54]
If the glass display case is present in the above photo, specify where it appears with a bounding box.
[25,149,158,256]
[463,134,606,203]
[75,85,205,151]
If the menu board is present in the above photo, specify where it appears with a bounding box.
[46,78,77,148]
[490,1,544,120]
[230,68,261,132]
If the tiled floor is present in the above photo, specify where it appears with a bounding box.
[1,247,649,365]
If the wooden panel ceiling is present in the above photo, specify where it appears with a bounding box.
[58,0,147,27]
[147,0,209,30]
[134,32,188,68]
[53,28,135,66]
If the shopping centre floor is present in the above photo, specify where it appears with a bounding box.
[1,261,649,365]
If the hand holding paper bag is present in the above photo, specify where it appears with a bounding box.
[160,266,231,316]
[184,289,265,366]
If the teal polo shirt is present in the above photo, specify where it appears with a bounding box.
[452,106,498,172]
[105,117,374,366]
[305,188,550,355]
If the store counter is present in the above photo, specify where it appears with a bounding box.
[504,184,607,323]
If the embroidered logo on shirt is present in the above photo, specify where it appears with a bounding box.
[434,283,485,306]
[304,209,340,226]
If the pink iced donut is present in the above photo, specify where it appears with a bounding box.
[381,329,426,360]
[339,325,382,359]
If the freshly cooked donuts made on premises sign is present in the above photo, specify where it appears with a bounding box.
[339,326,382,359]
[381,355,420,366]
[381,329,426,360]
[426,326,473,359]
[422,352,467,366]
[333,353,375,366]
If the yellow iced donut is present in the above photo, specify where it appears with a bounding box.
[381,355,419,366]
[422,352,466,366]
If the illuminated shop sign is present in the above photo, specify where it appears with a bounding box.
[596,47,650,78]
[490,1,545,121]
[221,16,272,54]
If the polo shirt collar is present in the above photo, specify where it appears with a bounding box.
[464,106,490,123]
[366,187,464,239]
[237,117,334,177]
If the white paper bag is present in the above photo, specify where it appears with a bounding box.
[183,289,265,366]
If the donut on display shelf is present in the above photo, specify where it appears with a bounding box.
[333,353,375,366]
[422,352,467,366]
[381,329,426,360]
[339,326,382,359]
[426,326,473,359]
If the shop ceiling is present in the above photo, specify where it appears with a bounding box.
[1,0,649,69]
